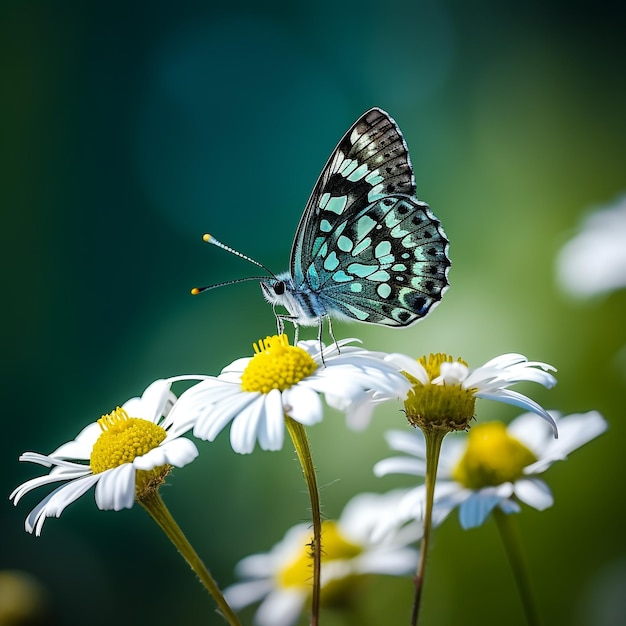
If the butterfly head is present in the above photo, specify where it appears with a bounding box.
[260,272,325,327]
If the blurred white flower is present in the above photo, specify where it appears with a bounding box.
[224,491,421,626]
[375,411,607,529]
[556,195,626,299]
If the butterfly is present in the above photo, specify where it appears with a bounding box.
[193,107,450,341]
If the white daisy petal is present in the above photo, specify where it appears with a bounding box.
[514,478,554,510]
[386,353,430,383]
[224,579,275,610]
[194,391,260,441]
[342,391,378,431]
[528,410,608,472]
[507,412,555,454]
[125,379,176,423]
[94,464,136,511]
[230,397,268,454]
[459,488,512,529]
[374,456,426,477]
[256,389,286,451]
[50,422,102,459]
[134,438,199,470]
[25,474,100,536]
[498,499,522,515]
[220,357,251,376]
[355,547,419,575]
[436,360,470,385]
[255,589,307,626]
[282,385,323,425]
[384,429,427,457]
[10,465,91,504]
[477,388,558,435]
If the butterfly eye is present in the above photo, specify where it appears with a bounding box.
[273,281,286,295]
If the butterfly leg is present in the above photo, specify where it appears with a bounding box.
[274,312,300,345]
[273,305,285,335]
[325,316,339,354]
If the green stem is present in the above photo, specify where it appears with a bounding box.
[285,415,322,626]
[493,507,541,626]
[411,428,446,626]
[140,490,242,626]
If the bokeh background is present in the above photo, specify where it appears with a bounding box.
[2,1,625,625]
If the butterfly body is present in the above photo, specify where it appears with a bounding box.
[259,108,450,332]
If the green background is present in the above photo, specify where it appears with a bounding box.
[2,1,625,625]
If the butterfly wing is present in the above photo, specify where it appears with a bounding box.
[290,108,450,327]
[291,108,415,281]
[311,194,450,325]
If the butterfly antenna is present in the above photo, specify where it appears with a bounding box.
[190,233,278,295]
[191,275,270,295]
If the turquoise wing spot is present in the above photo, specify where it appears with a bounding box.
[325,196,348,215]
[365,170,384,186]
[323,251,340,271]
[332,270,354,283]
[347,163,370,182]
[344,303,370,320]
[347,263,376,278]
[352,237,372,256]
[337,235,353,252]
[356,215,377,238]
[375,241,392,257]
[377,283,392,298]
[368,270,391,282]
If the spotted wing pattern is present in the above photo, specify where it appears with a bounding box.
[290,108,450,326]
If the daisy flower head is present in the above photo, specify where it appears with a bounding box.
[168,334,412,454]
[224,490,421,626]
[375,410,607,529]
[10,380,198,536]
[386,352,559,436]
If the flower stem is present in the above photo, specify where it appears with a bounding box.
[493,507,541,626]
[140,490,242,626]
[411,428,446,626]
[285,415,322,626]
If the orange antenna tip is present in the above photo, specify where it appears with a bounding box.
[191,287,201,295]
[202,233,212,242]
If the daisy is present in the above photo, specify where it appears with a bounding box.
[223,490,422,626]
[386,352,559,436]
[167,334,412,454]
[375,410,607,529]
[10,379,198,536]
[10,380,242,624]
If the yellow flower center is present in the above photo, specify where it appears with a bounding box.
[90,408,167,474]
[403,353,476,432]
[452,421,538,488]
[277,521,362,591]
[240,334,318,393]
